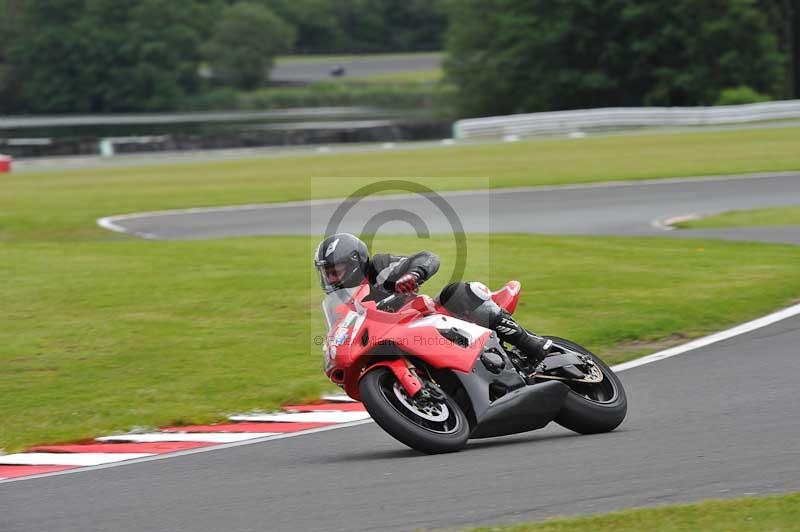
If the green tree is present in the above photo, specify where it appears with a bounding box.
[205,2,295,90]
[326,0,385,53]
[759,0,799,97]
[5,0,211,113]
[5,0,90,112]
[123,0,217,108]
[374,0,448,52]
[0,0,24,112]
[266,0,447,54]
[265,0,344,54]
[446,0,786,117]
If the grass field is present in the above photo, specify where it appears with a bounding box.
[471,492,800,531]
[3,234,800,451]
[2,127,800,451]
[4,127,800,242]
[676,206,800,229]
[275,52,442,66]
[341,68,443,83]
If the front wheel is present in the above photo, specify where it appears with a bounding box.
[359,366,469,454]
[547,337,628,434]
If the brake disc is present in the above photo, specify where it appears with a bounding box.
[392,381,450,422]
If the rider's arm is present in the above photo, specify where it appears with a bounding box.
[404,251,440,283]
[368,251,440,292]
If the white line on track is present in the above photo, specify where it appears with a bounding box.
[229,411,371,423]
[321,394,358,403]
[0,420,373,484]
[4,301,800,484]
[611,302,800,373]
[96,433,278,443]
[96,171,798,238]
[5,170,798,484]
[651,212,702,231]
[0,453,154,467]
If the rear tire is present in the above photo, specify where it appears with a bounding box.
[359,367,469,454]
[547,337,628,434]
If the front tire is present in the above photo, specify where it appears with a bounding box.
[359,367,469,454]
[547,337,628,434]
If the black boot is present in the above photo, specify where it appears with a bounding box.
[493,310,555,367]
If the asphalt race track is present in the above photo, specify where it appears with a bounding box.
[270,53,442,83]
[2,316,799,531]
[104,172,800,244]
[3,172,800,531]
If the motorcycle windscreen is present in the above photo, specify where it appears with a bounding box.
[321,286,361,329]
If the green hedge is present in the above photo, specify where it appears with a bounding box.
[182,82,456,114]
[715,86,771,106]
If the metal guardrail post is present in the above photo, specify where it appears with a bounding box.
[99,139,115,157]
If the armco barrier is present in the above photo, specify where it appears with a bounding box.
[452,100,800,139]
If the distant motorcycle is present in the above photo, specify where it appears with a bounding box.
[321,281,627,454]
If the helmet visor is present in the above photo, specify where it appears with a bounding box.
[316,259,356,293]
[323,263,349,285]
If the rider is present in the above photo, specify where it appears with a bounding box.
[314,232,557,366]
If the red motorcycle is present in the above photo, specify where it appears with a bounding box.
[321,281,627,454]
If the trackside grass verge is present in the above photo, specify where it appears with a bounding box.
[192,53,446,111]
[341,68,443,83]
[2,234,800,451]
[274,52,442,66]
[236,81,452,112]
[3,126,800,242]
[676,205,800,229]
[469,492,800,531]
[3,127,800,451]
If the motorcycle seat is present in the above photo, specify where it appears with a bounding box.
[491,280,521,314]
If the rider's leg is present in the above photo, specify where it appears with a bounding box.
[493,309,555,366]
[437,282,556,366]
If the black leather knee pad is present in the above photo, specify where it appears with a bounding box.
[437,282,500,328]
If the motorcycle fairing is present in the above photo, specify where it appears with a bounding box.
[323,282,569,434]
[323,289,492,399]
[449,333,568,438]
[345,312,491,398]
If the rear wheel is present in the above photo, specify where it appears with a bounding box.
[359,366,469,454]
[546,337,628,434]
